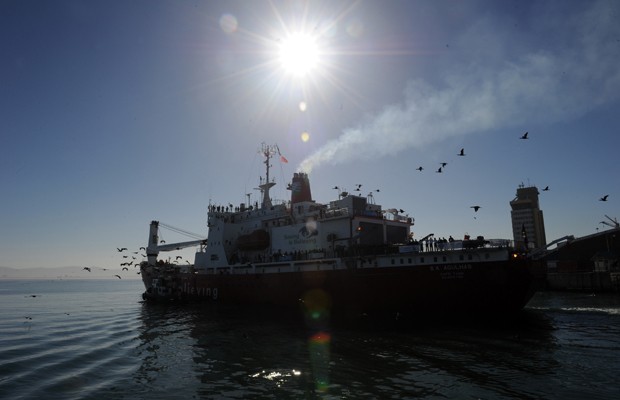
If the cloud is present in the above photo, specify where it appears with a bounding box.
[299,1,620,173]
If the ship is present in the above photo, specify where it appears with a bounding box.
[140,143,538,318]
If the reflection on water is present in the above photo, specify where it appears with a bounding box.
[2,281,618,399]
[129,294,620,400]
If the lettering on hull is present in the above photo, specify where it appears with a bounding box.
[429,264,472,280]
[182,283,219,300]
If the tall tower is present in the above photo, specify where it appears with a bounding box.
[510,185,546,250]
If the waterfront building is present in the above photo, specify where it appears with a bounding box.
[510,184,546,249]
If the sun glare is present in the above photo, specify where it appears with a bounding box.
[278,33,320,77]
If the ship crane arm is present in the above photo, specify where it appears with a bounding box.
[145,221,206,264]
[154,239,206,252]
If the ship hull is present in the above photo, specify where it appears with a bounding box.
[141,258,538,317]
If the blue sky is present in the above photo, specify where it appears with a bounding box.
[1,0,619,271]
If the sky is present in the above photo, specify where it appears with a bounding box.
[1,0,619,274]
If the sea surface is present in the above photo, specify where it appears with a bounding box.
[1,280,619,400]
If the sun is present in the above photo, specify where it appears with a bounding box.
[278,33,320,77]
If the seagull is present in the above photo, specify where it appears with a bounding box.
[458,148,465,156]
[139,247,146,250]
[440,162,447,168]
[416,166,423,172]
[543,186,549,191]
[436,167,442,173]
[520,131,529,139]
[117,247,127,252]
[471,206,481,212]
[83,267,91,272]
[176,256,183,260]
[160,240,166,244]
[122,267,128,271]
[114,275,122,279]
[599,195,609,202]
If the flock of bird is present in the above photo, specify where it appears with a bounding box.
[81,243,192,279]
[372,130,609,220]
[81,247,147,279]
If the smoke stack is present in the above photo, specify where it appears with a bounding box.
[290,173,312,204]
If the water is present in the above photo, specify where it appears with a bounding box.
[1,280,619,400]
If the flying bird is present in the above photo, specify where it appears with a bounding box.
[520,131,529,139]
[471,206,481,212]
[543,186,549,191]
[416,166,423,172]
[599,195,609,201]
[122,267,128,271]
[83,267,91,272]
[117,247,127,252]
[114,275,122,279]
[458,148,465,156]
[440,162,447,168]
[436,167,442,173]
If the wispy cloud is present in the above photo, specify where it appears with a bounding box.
[299,1,620,172]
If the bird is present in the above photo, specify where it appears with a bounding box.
[520,131,529,139]
[440,162,447,168]
[83,267,91,272]
[122,267,128,271]
[436,167,442,173]
[139,247,146,250]
[176,256,183,260]
[458,148,465,156]
[160,240,166,244]
[543,186,549,191]
[117,247,127,252]
[599,195,609,202]
[471,206,481,212]
[114,275,122,279]
[416,166,423,172]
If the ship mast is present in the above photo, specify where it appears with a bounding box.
[258,143,277,209]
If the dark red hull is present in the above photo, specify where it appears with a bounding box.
[142,258,539,317]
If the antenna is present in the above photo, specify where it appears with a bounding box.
[600,215,619,229]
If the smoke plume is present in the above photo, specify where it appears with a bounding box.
[299,1,620,173]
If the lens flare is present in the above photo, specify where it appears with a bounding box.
[219,14,238,34]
